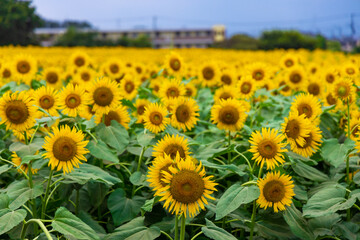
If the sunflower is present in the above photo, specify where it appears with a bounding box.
[69,51,90,69]
[153,134,191,160]
[42,67,63,89]
[134,98,151,123]
[281,112,312,148]
[292,125,322,157]
[88,77,122,115]
[119,76,140,100]
[322,67,338,85]
[165,52,185,76]
[346,118,360,141]
[214,85,238,104]
[13,54,37,85]
[11,152,38,174]
[245,62,270,83]
[198,62,220,87]
[249,128,287,170]
[43,125,89,174]
[33,86,60,117]
[285,66,307,89]
[157,157,217,217]
[143,102,170,134]
[323,91,338,107]
[74,67,97,86]
[184,82,198,98]
[12,128,36,143]
[257,171,295,213]
[158,78,185,100]
[290,93,322,122]
[341,62,358,77]
[211,98,247,132]
[150,79,161,96]
[219,69,237,87]
[79,105,95,120]
[170,97,199,131]
[58,84,90,117]
[305,77,324,97]
[102,59,124,79]
[0,91,37,132]
[331,76,356,102]
[1,63,14,82]
[94,105,130,128]
[236,76,258,99]
[280,53,298,69]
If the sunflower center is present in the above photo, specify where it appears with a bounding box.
[219,105,239,125]
[93,87,114,106]
[241,82,252,94]
[290,73,301,83]
[337,85,348,97]
[39,95,55,109]
[202,67,214,80]
[3,69,11,78]
[326,93,336,105]
[258,139,277,159]
[311,68,317,74]
[279,81,290,92]
[46,72,59,84]
[170,170,205,204]
[253,70,264,81]
[175,104,190,123]
[65,94,81,109]
[125,82,135,93]
[52,136,77,162]
[346,68,355,75]
[136,67,142,74]
[297,103,313,119]
[285,59,294,67]
[296,133,313,149]
[104,111,120,126]
[17,61,31,74]
[81,72,90,81]
[166,87,180,98]
[307,83,320,95]
[153,84,160,92]
[285,119,300,139]
[185,88,193,97]
[5,100,29,124]
[221,75,232,85]
[263,180,285,203]
[170,58,181,71]
[137,105,146,115]
[110,64,119,74]
[326,74,335,83]
[75,57,85,67]
[164,144,186,159]
[219,92,232,101]
[149,111,163,125]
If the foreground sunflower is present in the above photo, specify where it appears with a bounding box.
[153,134,191,160]
[292,125,322,157]
[94,105,130,128]
[281,112,312,148]
[157,157,217,217]
[211,98,247,132]
[143,102,169,134]
[43,125,89,174]
[33,86,60,117]
[257,171,295,212]
[331,76,356,102]
[249,128,287,170]
[0,91,37,132]
[42,67,63,89]
[12,152,38,174]
[58,84,90,117]
[170,97,199,131]
[159,78,185,100]
[290,93,322,122]
[236,76,258,99]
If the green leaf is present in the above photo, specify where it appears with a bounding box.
[9,138,44,158]
[137,132,155,147]
[216,184,259,220]
[283,204,315,240]
[0,165,11,175]
[64,163,121,186]
[95,121,129,153]
[141,196,161,213]
[321,138,355,168]
[193,142,228,161]
[291,159,328,182]
[121,99,137,111]
[108,188,146,226]
[0,209,27,235]
[202,160,246,177]
[202,219,237,240]
[0,194,9,209]
[87,139,119,163]
[256,220,294,239]
[333,222,360,240]
[18,154,42,166]
[130,171,146,186]
[5,180,43,210]
[308,214,341,237]
[122,226,160,240]
[87,182,109,208]
[78,211,106,236]
[353,171,360,185]
[52,207,100,240]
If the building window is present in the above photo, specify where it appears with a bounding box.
[175,31,180,37]
[102,33,107,38]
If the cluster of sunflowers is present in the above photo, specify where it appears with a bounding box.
[0,46,359,240]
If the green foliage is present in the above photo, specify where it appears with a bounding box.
[212,34,259,50]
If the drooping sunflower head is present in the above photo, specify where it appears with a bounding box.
[11,152,38,174]
[134,98,151,123]
[95,105,130,128]
[0,91,37,132]
[211,98,248,132]
[292,125,322,157]
[236,75,258,99]
[120,76,140,100]
[33,86,60,118]
[249,128,287,170]
[143,102,170,134]
[157,157,217,217]
[42,67,63,89]
[331,76,356,102]
[257,171,295,213]
[159,78,186,100]
[290,93,322,122]
[165,52,185,76]
[89,77,122,115]
[214,85,238,104]
[170,97,199,131]
[281,112,312,148]
[153,134,191,160]
[199,62,220,87]
[13,54,37,84]
[69,51,90,69]
[58,84,90,117]
[43,125,89,174]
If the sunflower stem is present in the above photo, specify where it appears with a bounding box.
[190,231,203,240]
[75,188,80,215]
[228,130,231,164]
[41,169,54,219]
[249,200,257,240]
[180,213,186,240]
[29,123,41,144]
[20,219,52,240]
[137,146,145,172]
[175,215,179,240]
[28,162,38,236]
[346,100,351,221]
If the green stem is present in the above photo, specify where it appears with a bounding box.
[29,124,41,144]
[20,219,52,240]
[250,166,263,240]
[180,213,186,240]
[0,156,29,180]
[190,231,203,240]
[175,215,179,240]
[28,162,38,235]
[41,169,54,219]
[137,147,145,172]
[228,130,231,164]
[75,189,80,215]
[161,230,173,240]
[346,101,351,221]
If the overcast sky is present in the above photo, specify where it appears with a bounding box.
[32,0,360,38]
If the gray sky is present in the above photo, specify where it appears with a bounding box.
[32,0,360,38]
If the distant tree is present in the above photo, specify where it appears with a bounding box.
[54,27,98,47]
[43,19,92,29]
[131,35,152,48]
[0,0,43,46]
[212,34,258,50]
[327,40,342,52]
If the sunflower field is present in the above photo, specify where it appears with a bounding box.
[0,46,359,240]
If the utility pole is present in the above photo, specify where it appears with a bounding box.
[350,13,355,39]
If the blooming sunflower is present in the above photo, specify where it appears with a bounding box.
[198,62,220,87]
[134,98,151,123]
[43,125,89,174]
[157,157,217,217]
[11,152,38,174]
[285,66,307,90]
[257,171,295,213]
[150,79,161,96]
[281,112,312,148]
[211,98,247,132]
[290,93,322,123]
[165,52,185,76]
[331,77,356,102]
[58,84,90,117]
[42,67,63,89]
[102,59,124,79]
[323,91,338,107]
[0,91,37,132]
[89,77,122,115]
[170,97,199,131]
[69,51,90,69]
[13,54,37,85]
[236,76,258,99]
[94,105,130,128]
[153,134,191,160]
[245,62,270,83]
[184,82,198,98]
[119,76,140,100]
[1,63,14,82]
[292,125,322,157]
[280,53,298,69]
[143,102,169,134]
[75,67,97,86]
[159,78,185,100]
[214,85,238,104]
[33,86,60,117]
[341,62,358,77]
[12,128,35,143]
[249,128,287,170]
[219,69,237,87]
[305,77,324,98]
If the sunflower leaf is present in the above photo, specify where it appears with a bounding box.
[0,209,27,235]
[202,219,237,240]
[321,138,355,168]
[95,121,129,153]
[87,139,119,163]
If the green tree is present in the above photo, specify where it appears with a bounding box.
[212,34,258,50]
[54,27,98,47]
[0,0,43,46]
